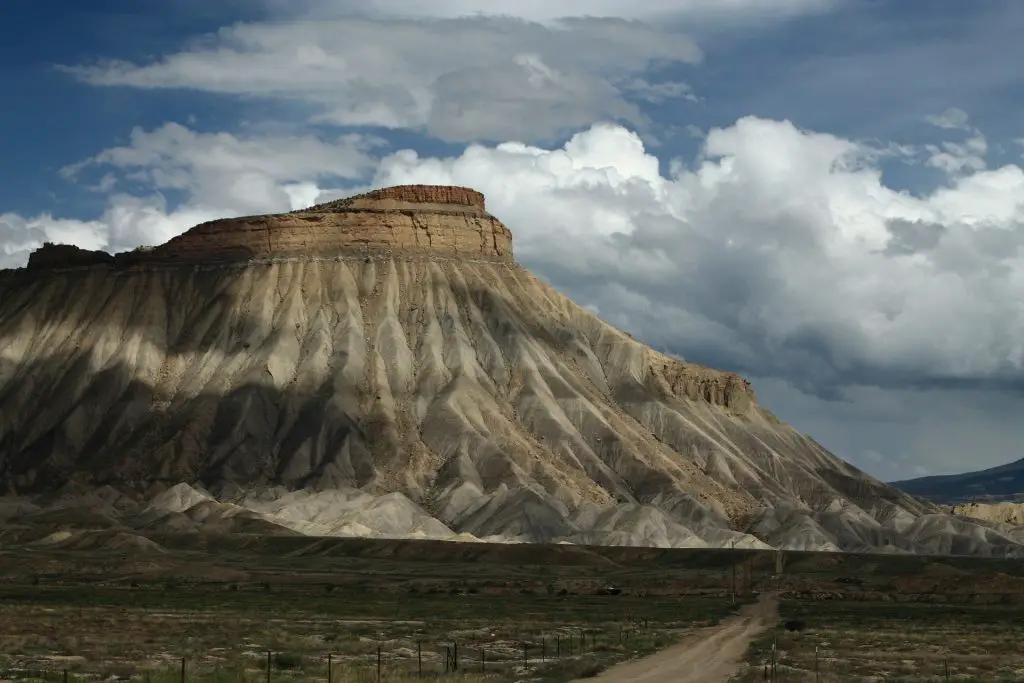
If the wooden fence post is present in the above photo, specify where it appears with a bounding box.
[266,651,271,683]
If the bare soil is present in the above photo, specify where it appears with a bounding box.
[577,593,778,683]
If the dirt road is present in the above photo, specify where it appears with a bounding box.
[577,593,778,683]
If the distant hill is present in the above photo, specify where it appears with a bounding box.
[891,458,1024,504]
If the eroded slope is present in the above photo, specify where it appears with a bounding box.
[0,185,1017,556]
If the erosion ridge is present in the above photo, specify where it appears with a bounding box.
[18,185,513,271]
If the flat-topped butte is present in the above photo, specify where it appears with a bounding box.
[19,185,514,271]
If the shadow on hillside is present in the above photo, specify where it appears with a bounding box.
[0,262,926,527]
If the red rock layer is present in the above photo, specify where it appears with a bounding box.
[21,185,513,270]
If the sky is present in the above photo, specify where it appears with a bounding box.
[2,0,1024,481]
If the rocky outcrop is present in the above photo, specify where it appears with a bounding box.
[320,185,487,212]
[27,243,113,270]
[649,353,755,412]
[14,185,514,272]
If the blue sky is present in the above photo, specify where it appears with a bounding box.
[3,0,1024,480]
[1,0,280,216]
[10,0,1022,216]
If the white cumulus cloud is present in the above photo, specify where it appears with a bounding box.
[364,118,1024,390]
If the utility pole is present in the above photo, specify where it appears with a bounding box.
[731,540,736,604]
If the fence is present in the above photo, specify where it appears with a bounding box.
[747,637,1024,683]
[0,621,656,682]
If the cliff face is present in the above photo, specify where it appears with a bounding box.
[21,185,513,271]
[151,209,512,264]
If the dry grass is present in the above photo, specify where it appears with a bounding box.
[6,540,1024,682]
[735,601,1024,683]
[0,582,733,683]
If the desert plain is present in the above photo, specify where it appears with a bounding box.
[2,537,1024,683]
